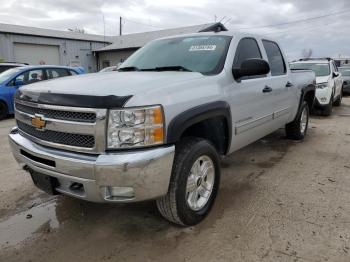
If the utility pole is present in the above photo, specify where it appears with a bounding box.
[103,15,106,43]
[119,16,122,36]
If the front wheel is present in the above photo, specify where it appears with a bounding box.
[156,138,221,226]
[322,96,333,116]
[0,102,8,120]
[285,101,309,140]
[333,89,343,107]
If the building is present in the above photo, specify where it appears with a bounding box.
[0,23,113,72]
[94,23,216,70]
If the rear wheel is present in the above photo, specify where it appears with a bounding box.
[285,101,309,140]
[156,138,221,226]
[0,102,8,120]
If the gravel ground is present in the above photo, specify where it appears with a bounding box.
[0,98,350,262]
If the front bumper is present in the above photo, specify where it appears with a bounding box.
[315,87,333,107]
[9,128,175,203]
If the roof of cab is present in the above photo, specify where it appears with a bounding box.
[15,65,81,71]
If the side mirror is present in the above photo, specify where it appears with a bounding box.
[333,72,339,78]
[14,79,24,87]
[233,58,270,80]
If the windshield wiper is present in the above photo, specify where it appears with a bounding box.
[141,66,193,72]
[118,66,140,72]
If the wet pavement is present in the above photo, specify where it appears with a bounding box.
[0,98,350,261]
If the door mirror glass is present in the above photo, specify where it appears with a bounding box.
[233,58,270,80]
[14,79,24,87]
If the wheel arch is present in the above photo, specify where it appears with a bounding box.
[167,101,232,155]
[295,84,315,120]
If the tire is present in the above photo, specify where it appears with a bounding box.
[322,95,333,116]
[333,89,342,107]
[285,101,309,140]
[156,137,221,226]
[0,101,8,120]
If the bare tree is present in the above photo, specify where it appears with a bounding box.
[302,48,313,59]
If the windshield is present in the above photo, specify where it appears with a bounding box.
[290,63,330,77]
[119,35,232,75]
[0,68,22,84]
[339,68,350,76]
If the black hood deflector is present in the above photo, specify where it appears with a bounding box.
[15,90,132,109]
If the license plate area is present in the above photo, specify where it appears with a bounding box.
[30,171,60,195]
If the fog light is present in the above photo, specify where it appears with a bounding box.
[105,186,135,199]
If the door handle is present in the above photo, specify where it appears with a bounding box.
[262,86,273,93]
[286,82,294,88]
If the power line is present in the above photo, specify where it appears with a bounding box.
[231,8,350,30]
[262,15,346,36]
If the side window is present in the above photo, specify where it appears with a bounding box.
[46,68,70,79]
[262,40,286,76]
[13,70,44,85]
[233,38,262,69]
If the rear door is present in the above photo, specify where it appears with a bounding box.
[228,37,277,152]
[45,68,71,80]
[261,40,294,127]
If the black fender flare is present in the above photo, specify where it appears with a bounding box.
[295,84,316,119]
[167,101,232,154]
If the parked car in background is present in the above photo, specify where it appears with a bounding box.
[99,66,118,73]
[339,66,350,94]
[290,58,343,116]
[0,62,27,73]
[0,65,85,119]
[9,31,316,226]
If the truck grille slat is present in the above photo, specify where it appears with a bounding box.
[15,103,96,123]
[17,121,95,148]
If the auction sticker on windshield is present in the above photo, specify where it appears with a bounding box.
[189,45,217,51]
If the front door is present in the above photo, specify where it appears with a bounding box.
[227,37,276,152]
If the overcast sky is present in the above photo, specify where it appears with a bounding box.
[1,0,350,60]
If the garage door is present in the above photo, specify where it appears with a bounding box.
[14,43,60,65]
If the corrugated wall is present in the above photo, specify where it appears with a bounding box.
[97,49,137,70]
[0,33,108,72]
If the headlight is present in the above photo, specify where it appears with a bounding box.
[107,105,164,149]
[316,83,328,89]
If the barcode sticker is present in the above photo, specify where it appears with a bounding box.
[189,45,217,51]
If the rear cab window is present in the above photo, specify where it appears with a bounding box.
[262,40,286,76]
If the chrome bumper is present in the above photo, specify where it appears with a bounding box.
[9,128,175,203]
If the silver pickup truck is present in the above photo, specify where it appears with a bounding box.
[9,31,316,226]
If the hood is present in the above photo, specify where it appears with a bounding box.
[17,71,205,108]
[316,75,330,84]
[19,71,204,96]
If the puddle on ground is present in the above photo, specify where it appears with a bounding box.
[0,198,60,248]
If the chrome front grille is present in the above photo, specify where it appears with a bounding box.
[15,100,107,153]
[15,102,96,123]
[17,121,95,148]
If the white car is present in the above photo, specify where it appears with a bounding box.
[291,58,343,116]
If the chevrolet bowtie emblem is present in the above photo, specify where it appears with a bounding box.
[31,115,46,130]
